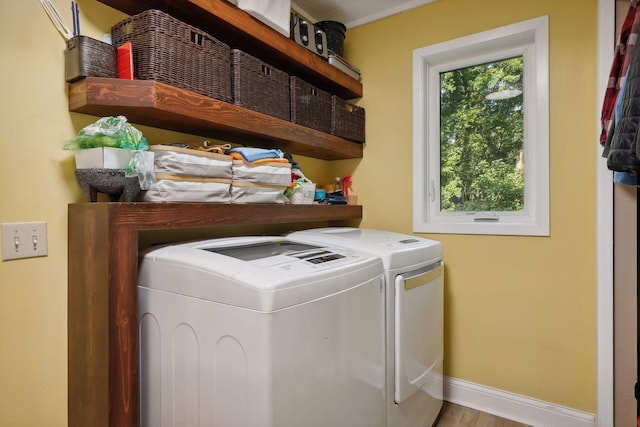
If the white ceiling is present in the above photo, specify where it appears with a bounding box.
[291,0,438,29]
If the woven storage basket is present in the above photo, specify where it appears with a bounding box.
[65,36,117,83]
[331,95,365,143]
[290,76,331,133]
[231,49,289,121]
[111,9,231,102]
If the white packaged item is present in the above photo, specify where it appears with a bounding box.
[236,0,291,37]
[232,160,291,186]
[74,147,136,169]
[230,181,288,204]
[151,145,232,179]
[137,175,231,203]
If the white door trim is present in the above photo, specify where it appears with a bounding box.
[597,0,614,426]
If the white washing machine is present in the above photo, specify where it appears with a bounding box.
[287,228,444,427]
[137,236,386,427]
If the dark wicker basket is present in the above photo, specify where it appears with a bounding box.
[331,95,365,142]
[65,36,117,83]
[290,76,331,133]
[111,9,231,102]
[231,49,289,121]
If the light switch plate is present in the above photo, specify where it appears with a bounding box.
[1,222,48,261]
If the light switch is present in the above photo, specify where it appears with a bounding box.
[2,222,48,261]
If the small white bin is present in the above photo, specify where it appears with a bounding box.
[289,182,316,204]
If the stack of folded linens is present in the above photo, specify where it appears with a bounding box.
[136,144,233,202]
[228,147,291,204]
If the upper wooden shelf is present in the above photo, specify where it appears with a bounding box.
[68,77,363,160]
[98,0,363,100]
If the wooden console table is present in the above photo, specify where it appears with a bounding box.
[68,202,362,427]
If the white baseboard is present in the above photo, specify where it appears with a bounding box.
[443,376,596,427]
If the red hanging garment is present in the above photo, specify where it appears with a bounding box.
[600,0,640,145]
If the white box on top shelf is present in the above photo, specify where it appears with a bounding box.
[237,0,291,37]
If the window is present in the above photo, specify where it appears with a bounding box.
[412,16,549,236]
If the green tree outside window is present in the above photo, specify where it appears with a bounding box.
[439,56,524,212]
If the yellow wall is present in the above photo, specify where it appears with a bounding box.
[346,0,598,413]
[0,0,598,425]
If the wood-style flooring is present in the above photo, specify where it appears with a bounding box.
[435,402,531,427]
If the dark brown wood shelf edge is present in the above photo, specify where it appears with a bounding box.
[68,77,363,161]
[80,202,364,230]
[97,0,363,99]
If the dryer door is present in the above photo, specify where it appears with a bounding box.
[394,261,444,404]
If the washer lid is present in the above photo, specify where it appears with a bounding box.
[288,228,442,270]
[138,236,383,312]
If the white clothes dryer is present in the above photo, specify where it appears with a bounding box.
[287,228,444,427]
[138,236,386,427]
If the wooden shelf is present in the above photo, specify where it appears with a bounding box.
[71,202,363,231]
[68,77,363,160]
[68,202,362,427]
[97,0,363,100]
[68,3,366,426]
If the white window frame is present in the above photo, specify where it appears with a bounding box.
[412,16,549,236]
